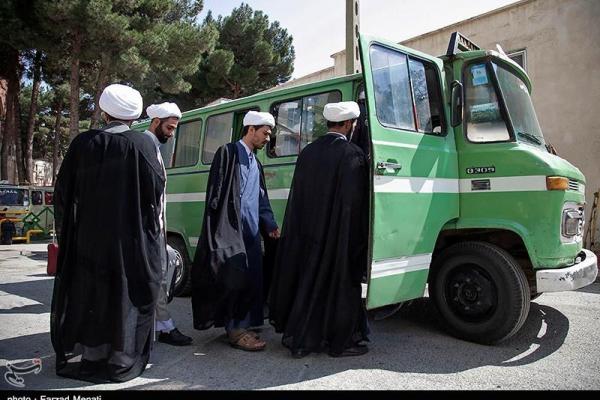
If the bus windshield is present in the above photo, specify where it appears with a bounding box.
[0,187,29,207]
[492,62,546,149]
[465,61,546,150]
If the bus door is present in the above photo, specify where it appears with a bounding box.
[359,34,459,309]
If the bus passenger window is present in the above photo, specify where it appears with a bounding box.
[271,100,302,157]
[31,190,43,205]
[203,113,233,164]
[172,120,202,168]
[44,191,54,205]
[268,91,341,158]
[300,91,341,149]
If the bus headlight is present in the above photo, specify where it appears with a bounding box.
[562,207,584,238]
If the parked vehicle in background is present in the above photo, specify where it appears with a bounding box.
[0,183,54,242]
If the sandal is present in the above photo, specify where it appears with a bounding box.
[229,331,266,352]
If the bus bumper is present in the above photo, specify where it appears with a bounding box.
[536,249,598,292]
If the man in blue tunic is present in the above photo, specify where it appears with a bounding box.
[191,111,280,352]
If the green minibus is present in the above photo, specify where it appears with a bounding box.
[133,32,597,344]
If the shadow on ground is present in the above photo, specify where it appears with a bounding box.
[1,294,569,390]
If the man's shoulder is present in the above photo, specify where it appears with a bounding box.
[70,129,102,145]
[116,129,157,151]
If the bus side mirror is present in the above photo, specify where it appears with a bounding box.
[451,80,463,127]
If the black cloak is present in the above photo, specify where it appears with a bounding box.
[268,134,370,355]
[191,143,273,330]
[51,122,165,383]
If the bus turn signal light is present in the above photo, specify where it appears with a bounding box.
[546,176,569,191]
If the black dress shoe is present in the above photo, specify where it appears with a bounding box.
[291,349,311,359]
[328,345,369,358]
[158,328,193,346]
[79,359,105,377]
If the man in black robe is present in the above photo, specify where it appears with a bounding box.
[191,111,280,352]
[51,84,165,382]
[269,101,370,358]
[144,102,193,347]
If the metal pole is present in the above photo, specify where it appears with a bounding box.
[346,0,360,75]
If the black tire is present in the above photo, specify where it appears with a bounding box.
[429,241,530,344]
[167,235,192,297]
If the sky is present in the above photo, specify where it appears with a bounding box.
[198,0,521,79]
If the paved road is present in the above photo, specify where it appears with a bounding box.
[1,243,599,390]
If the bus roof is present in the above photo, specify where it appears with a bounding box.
[134,72,361,128]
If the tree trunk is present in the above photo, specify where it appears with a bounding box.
[52,100,63,185]
[14,91,24,183]
[1,49,21,183]
[68,29,82,140]
[233,83,241,99]
[25,50,43,183]
[90,53,111,129]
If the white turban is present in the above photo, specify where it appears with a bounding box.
[243,111,275,128]
[99,84,143,120]
[323,101,360,122]
[146,102,182,120]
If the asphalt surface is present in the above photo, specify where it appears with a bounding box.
[1,243,599,390]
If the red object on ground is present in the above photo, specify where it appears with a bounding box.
[47,243,58,276]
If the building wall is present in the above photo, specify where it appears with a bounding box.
[266,67,336,92]
[0,78,7,143]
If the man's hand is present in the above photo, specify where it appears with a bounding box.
[268,228,281,239]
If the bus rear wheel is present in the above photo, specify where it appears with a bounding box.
[167,236,192,297]
[429,241,530,344]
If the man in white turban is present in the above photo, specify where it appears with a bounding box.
[52,84,165,382]
[142,102,193,346]
[269,101,371,358]
[191,110,280,352]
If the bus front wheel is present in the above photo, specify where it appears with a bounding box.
[429,241,530,344]
[167,236,192,297]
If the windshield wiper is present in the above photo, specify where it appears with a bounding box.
[517,131,542,145]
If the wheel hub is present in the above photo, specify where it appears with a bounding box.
[446,265,497,320]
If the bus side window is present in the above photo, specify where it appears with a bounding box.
[45,191,54,205]
[203,113,233,164]
[370,44,445,136]
[31,190,43,205]
[408,58,445,135]
[268,90,342,158]
[172,120,202,168]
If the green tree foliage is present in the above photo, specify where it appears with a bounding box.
[0,1,295,184]
[192,3,295,103]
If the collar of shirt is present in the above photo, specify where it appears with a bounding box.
[238,139,254,160]
[143,129,162,151]
[327,131,348,141]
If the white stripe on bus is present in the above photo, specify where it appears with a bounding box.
[458,175,547,192]
[375,175,549,194]
[167,175,550,203]
[166,193,205,202]
[372,139,457,153]
[370,254,432,279]
[374,176,459,194]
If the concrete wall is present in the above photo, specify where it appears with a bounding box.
[266,66,336,92]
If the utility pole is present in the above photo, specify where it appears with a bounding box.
[346,0,360,75]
